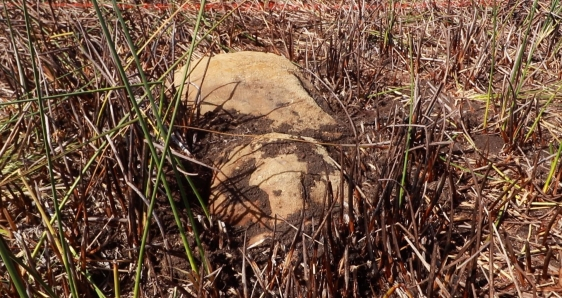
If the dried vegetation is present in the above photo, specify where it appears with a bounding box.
[1,0,562,297]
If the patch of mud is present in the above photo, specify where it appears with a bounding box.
[473,134,505,155]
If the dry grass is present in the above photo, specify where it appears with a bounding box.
[1,0,562,297]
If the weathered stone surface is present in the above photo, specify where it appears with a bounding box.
[173,51,340,140]
[210,133,341,246]
[173,51,346,246]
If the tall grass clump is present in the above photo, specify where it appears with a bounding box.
[0,0,219,296]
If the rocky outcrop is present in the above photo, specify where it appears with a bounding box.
[174,52,344,246]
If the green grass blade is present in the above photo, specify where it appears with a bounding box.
[0,237,28,298]
[543,141,562,193]
[21,0,79,296]
[108,0,209,277]
[88,1,178,295]
[484,0,499,129]
[399,34,415,207]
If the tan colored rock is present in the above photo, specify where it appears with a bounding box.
[172,51,347,245]
[173,51,340,139]
[210,133,342,246]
